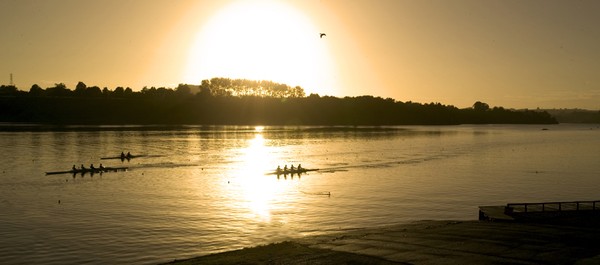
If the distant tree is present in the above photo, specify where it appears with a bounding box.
[0,85,18,95]
[308,93,320,99]
[291,86,305,98]
[155,87,171,97]
[86,86,102,97]
[124,87,133,96]
[198,80,213,98]
[46,83,70,97]
[272,84,288,98]
[176,84,192,95]
[102,87,110,96]
[113,86,125,97]
[141,86,159,96]
[29,84,44,96]
[74,81,87,95]
[473,101,490,111]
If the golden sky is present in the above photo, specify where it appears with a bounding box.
[1,0,599,109]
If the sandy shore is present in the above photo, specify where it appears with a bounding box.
[163,220,600,265]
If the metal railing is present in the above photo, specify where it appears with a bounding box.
[505,200,600,214]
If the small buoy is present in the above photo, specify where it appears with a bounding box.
[58,200,61,204]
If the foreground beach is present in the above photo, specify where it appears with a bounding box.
[164,220,600,265]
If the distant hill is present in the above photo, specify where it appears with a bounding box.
[544,109,600,124]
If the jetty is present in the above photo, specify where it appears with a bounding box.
[480,200,600,224]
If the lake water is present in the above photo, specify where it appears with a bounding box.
[0,124,598,264]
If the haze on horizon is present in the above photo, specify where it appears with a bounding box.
[1,0,599,110]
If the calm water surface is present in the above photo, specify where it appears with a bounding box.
[0,124,598,264]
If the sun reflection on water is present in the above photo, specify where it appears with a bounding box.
[231,127,289,223]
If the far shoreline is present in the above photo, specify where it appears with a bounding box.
[0,122,581,133]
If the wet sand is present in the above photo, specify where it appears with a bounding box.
[163,220,600,265]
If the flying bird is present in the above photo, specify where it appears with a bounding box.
[320,33,326,38]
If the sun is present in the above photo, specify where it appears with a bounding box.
[183,0,336,96]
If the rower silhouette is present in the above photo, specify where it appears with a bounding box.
[320,33,326,38]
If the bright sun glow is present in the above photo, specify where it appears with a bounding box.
[184,0,336,95]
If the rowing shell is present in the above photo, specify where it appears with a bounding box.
[101,155,142,160]
[45,167,128,175]
[100,155,162,160]
[268,168,319,175]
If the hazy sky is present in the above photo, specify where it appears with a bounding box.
[1,0,599,109]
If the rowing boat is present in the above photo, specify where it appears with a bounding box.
[100,154,162,160]
[269,168,318,175]
[101,155,142,160]
[45,167,128,175]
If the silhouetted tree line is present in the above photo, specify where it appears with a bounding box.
[544,109,600,124]
[0,79,557,125]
